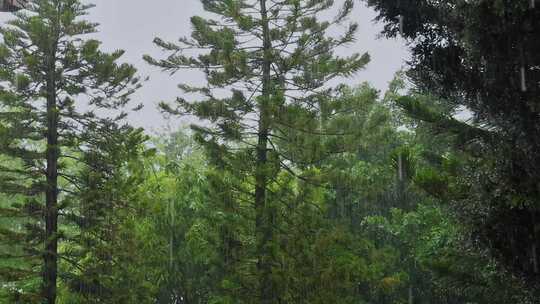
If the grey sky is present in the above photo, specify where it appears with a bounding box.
[9,1,411,132]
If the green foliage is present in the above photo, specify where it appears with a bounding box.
[145,0,373,302]
[0,0,144,302]
[366,0,540,291]
[0,1,536,304]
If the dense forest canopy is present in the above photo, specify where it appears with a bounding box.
[0,0,539,303]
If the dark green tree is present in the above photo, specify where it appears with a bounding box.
[145,0,369,302]
[365,0,540,290]
[0,0,142,302]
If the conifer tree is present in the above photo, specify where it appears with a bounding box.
[0,0,142,302]
[146,0,369,302]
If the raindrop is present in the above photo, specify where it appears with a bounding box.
[533,242,539,273]
[169,198,175,269]
[398,15,404,36]
[398,153,404,182]
[521,66,527,92]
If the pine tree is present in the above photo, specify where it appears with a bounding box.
[0,0,142,302]
[145,0,369,302]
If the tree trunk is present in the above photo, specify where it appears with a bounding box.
[44,38,59,304]
[257,0,276,303]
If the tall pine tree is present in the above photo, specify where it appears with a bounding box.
[146,0,369,302]
[0,0,142,302]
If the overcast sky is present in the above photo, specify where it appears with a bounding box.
[9,1,410,132]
